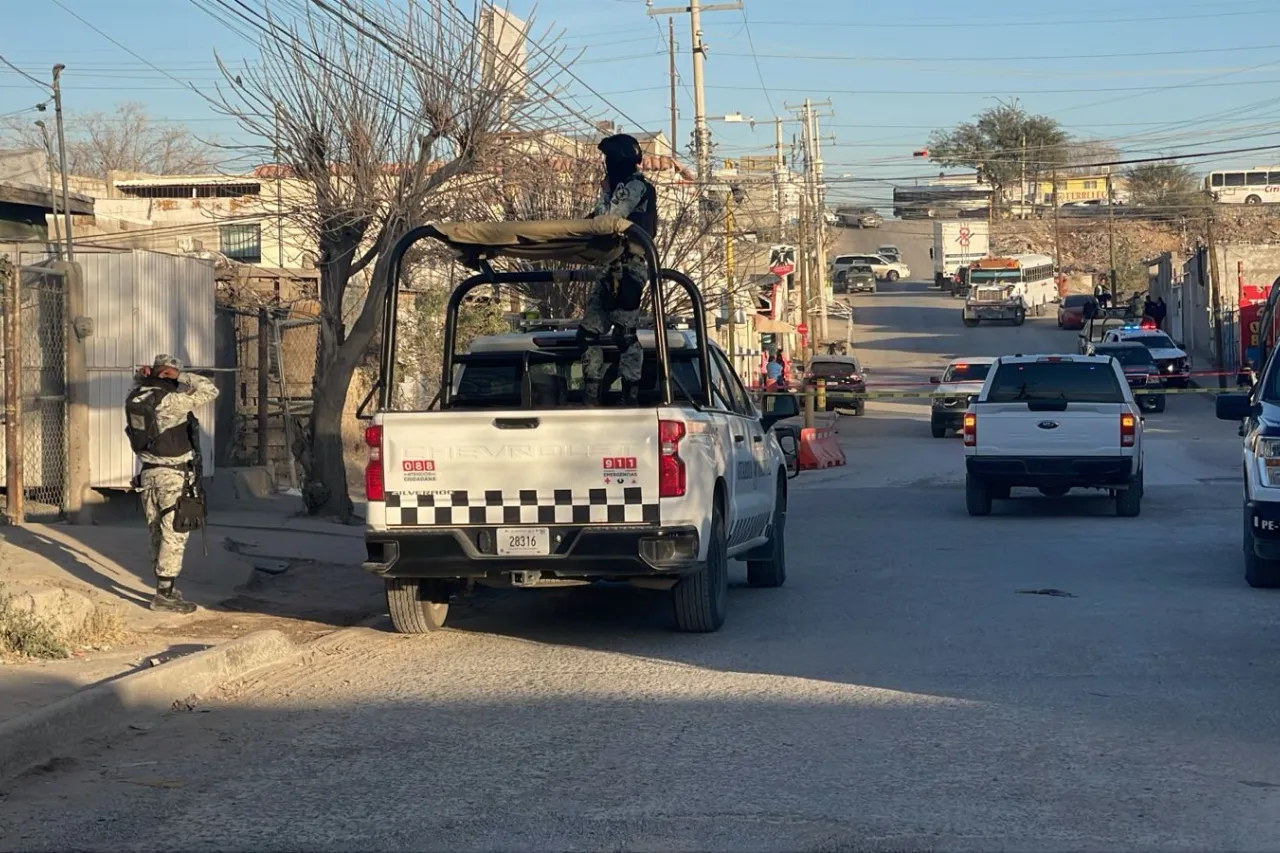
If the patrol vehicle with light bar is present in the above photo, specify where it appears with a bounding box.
[356,218,796,635]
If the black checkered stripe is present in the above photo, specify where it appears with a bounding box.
[384,488,659,527]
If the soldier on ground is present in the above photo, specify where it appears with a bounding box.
[579,133,657,407]
[125,354,219,614]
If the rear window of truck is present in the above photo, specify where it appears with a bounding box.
[987,361,1124,404]
[451,351,706,409]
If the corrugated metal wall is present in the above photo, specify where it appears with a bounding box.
[82,249,217,488]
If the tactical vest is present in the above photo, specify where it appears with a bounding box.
[125,380,197,459]
[615,172,658,240]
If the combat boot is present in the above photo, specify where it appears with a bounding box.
[150,581,197,615]
[621,380,640,407]
[583,379,602,407]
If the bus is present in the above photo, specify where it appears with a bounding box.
[967,254,1057,313]
[1205,168,1280,205]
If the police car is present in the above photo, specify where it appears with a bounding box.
[1218,372,1280,588]
[1099,322,1191,387]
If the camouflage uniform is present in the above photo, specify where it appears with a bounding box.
[581,173,652,390]
[130,356,218,611]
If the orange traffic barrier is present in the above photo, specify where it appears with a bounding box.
[798,427,846,470]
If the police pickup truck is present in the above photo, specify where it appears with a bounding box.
[963,354,1144,516]
[358,217,797,634]
[1217,366,1280,588]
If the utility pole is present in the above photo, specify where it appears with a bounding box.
[810,107,829,341]
[1107,172,1117,293]
[646,0,742,188]
[1207,215,1225,387]
[668,18,678,158]
[1051,164,1061,279]
[725,187,736,375]
[274,104,285,268]
[774,117,785,232]
[35,120,62,256]
[51,64,73,263]
[1018,133,1026,220]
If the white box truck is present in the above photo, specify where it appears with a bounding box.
[931,220,989,289]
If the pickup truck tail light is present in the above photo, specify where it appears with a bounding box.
[365,424,385,502]
[658,419,687,498]
[962,412,977,447]
[1120,413,1136,447]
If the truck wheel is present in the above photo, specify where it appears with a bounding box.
[1012,309,1026,326]
[962,316,980,328]
[1152,394,1166,413]
[965,473,992,516]
[385,578,451,634]
[747,480,787,588]
[931,421,947,438]
[1244,509,1280,588]
[1115,472,1143,517]
[673,500,729,631]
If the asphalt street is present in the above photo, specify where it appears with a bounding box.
[4,282,1279,853]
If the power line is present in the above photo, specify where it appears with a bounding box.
[0,55,50,91]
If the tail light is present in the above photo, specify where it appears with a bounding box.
[365,424,385,502]
[962,412,977,447]
[658,419,686,498]
[1120,413,1136,447]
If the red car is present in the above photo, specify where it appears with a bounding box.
[1057,293,1091,329]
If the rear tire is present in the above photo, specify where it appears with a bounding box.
[386,578,451,634]
[1116,471,1143,517]
[1012,309,1026,326]
[931,421,947,438]
[962,316,980,328]
[673,500,729,632]
[747,480,787,588]
[1152,394,1166,413]
[1244,508,1280,588]
[966,473,992,516]
[886,270,900,282]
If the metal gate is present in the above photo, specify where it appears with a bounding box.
[1,264,68,518]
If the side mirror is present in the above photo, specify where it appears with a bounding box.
[773,426,801,479]
[1216,392,1254,422]
[929,376,941,385]
[760,392,800,431]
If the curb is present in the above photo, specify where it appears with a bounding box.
[0,629,298,781]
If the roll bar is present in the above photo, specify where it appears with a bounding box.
[372,222,712,412]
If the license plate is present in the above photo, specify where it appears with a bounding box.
[496,527,550,556]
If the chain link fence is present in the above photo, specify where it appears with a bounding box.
[1,263,68,521]
[222,304,317,490]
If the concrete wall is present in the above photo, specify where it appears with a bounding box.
[1176,243,1280,369]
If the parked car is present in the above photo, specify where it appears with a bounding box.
[831,253,910,283]
[1057,293,1091,329]
[834,263,876,294]
[877,245,902,263]
[804,354,867,415]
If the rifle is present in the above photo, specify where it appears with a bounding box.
[179,415,209,556]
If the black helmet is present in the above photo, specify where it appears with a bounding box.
[598,133,643,166]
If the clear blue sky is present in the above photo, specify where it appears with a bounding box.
[3,0,1279,209]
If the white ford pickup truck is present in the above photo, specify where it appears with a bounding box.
[963,354,1144,516]
[358,217,799,635]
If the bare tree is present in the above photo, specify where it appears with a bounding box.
[0,102,213,178]
[207,0,569,520]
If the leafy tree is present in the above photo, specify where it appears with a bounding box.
[1123,159,1210,217]
[928,102,1068,213]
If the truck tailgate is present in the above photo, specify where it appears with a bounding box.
[973,403,1123,457]
[378,409,661,527]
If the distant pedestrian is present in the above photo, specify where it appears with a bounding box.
[125,354,219,614]
[766,354,784,390]
[1153,297,1168,331]
[777,350,791,388]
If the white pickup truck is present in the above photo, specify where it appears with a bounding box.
[963,354,1144,516]
[359,217,798,635]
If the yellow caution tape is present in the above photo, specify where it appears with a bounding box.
[807,387,1227,401]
